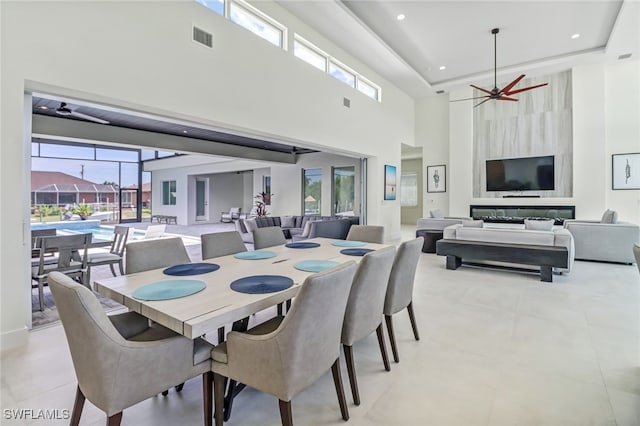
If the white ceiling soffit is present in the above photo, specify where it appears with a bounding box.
[279,0,637,99]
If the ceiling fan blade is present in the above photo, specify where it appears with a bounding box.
[474,97,493,108]
[449,95,491,103]
[70,111,110,125]
[470,84,495,96]
[500,74,526,94]
[504,82,548,96]
[497,96,518,101]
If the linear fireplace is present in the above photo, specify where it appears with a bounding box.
[469,205,575,225]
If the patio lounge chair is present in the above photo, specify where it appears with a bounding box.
[220,207,241,223]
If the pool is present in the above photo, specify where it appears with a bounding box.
[31,222,145,242]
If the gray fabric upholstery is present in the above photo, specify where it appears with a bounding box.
[201,231,247,260]
[125,237,190,274]
[47,272,212,418]
[524,219,555,231]
[430,209,444,218]
[634,243,640,273]
[601,209,618,224]
[564,219,639,263]
[462,220,484,228]
[416,217,470,231]
[384,238,423,316]
[307,219,353,240]
[252,226,286,250]
[342,246,396,346]
[235,219,254,244]
[346,225,384,244]
[211,261,357,401]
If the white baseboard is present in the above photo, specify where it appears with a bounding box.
[1,326,28,351]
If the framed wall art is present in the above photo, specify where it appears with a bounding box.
[612,153,640,190]
[384,165,397,200]
[427,165,446,193]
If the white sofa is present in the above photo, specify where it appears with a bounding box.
[563,220,639,264]
[440,224,575,277]
[416,217,471,231]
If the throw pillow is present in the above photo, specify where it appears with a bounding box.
[611,210,619,224]
[462,220,484,228]
[430,209,444,218]
[524,219,555,231]
[601,209,614,223]
[244,218,258,233]
[280,216,295,228]
[300,220,318,238]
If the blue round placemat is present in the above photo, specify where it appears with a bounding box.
[230,275,294,294]
[285,242,321,249]
[163,263,220,276]
[234,250,277,260]
[132,279,206,301]
[340,248,375,257]
[332,240,367,247]
[294,260,340,272]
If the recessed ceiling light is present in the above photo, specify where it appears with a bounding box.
[571,33,580,39]
[182,130,188,134]
[439,65,446,71]
[39,106,48,110]
[396,14,405,21]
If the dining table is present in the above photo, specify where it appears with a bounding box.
[93,237,389,340]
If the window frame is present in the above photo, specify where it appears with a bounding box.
[162,180,177,206]
[228,0,288,50]
[293,35,328,72]
[302,168,322,215]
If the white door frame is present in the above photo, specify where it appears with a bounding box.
[195,177,209,222]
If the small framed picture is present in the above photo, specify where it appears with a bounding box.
[384,165,397,200]
[427,165,446,193]
[612,153,640,190]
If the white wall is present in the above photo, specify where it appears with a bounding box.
[1,0,415,346]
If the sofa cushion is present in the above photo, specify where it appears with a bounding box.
[281,216,295,228]
[300,220,319,238]
[244,218,258,233]
[456,227,555,246]
[601,209,617,223]
[524,219,555,231]
[462,220,484,228]
[430,209,444,218]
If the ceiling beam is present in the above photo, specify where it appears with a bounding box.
[31,115,297,164]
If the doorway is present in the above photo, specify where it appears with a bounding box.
[196,177,209,221]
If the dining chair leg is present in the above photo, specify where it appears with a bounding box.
[175,383,184,392]
[109,264,118,277]
[38,280,45,311]
[278,400,293,426]
[107,412,122,426]
[330,358,349,421]
[70,386,85,426]
[213,373,225,426]
[407,302,420,341]
[118,261,124,276]
[223,379,237,421]
[343,344,360,405]
[203,372,213,426]
[385,315,399,363]
[376,324,391,372]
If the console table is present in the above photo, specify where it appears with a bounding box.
[469,205,575,225]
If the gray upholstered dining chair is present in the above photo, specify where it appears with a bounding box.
[31,233,91,311]
[346,225,385,244]
[48,272,213,426]
[634,243,640,273]
[125,236,190,274]
[253,226,286,250]
[341,245,396,405]
[210,261,358,426]
[384,237,423,363]
[201,231,247,260]
[86,225,130,287]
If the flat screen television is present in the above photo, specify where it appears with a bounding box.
[486,155,555,191]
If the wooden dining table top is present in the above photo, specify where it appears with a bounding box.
[93,238,388,339]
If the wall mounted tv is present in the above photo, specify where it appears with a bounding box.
[486,155,555,191]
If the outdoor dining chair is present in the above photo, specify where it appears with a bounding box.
[86,225,131,287]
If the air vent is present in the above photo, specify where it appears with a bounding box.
[436,90,445,95]
[618,53,632,60]
[343,97,351,108]
[193,26,213,48]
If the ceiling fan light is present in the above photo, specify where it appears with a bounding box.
[439,65,446,70]
[571,33,580,39]
[396,13,405,21]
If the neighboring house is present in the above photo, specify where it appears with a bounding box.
[121,182,152,208]
[31,171,117,206]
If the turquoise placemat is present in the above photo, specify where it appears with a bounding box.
[332,240,366,247]
[234,250,277,260]
[294,260,340,273]
[132,279,206,301]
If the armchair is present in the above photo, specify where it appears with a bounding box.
[220,207,241,223]
[564,217,639,264]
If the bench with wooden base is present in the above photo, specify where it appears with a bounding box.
[436,239,568,282]
[151,215,177,224]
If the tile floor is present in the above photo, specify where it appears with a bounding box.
[3,226,639,425]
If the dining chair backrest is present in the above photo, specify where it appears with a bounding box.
[110,226,131,257]
[634,243,640,274]
[307,220,352,240]
[342,245,396,346]
[34,233,91,275]
[201,231,247,260]
[225,261,357,401]
[31,228,57,248]
[384,237,423,316]
[125,237,190,274]
[252,226,286,250]
[346,225,384,244]
[144,224,166,239]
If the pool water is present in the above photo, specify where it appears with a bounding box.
[59,226,145,242]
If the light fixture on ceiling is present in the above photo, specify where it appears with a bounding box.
[183,130,189,134]
[39,106,48,110]
[571,33,580,39]
[55,102,110,124]
[439,65,446,70]
[450,28,548,107]
[396,13,405,21]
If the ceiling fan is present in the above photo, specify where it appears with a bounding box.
[55,102,110,124]
[451,28,548,107]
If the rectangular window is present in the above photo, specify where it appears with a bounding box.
[195,0,224,16]
[303,169,322,215]
[262,175,271,205]
[230,1,286,48]
[332,166,355,216]
[294,37,327,72]
[329,61,356,87]
[162,180,176,205]
[357,77,380,101]
[400,173,418,206]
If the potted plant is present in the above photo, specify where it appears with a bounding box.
[254,192,273,217]
[73,204,93,220]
